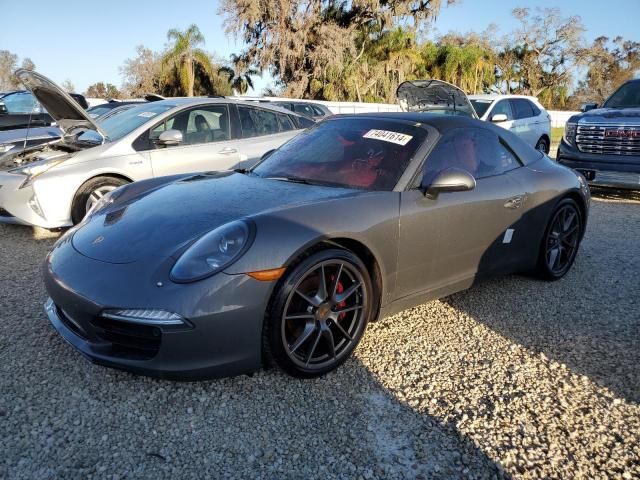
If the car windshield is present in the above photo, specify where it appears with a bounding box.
[603,81,640,108]
[87,105,114,118]
[77,103,173,143]
[470,99,492,118]
[253,118,427,191]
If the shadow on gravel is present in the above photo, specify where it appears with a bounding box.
[446,198,640,404]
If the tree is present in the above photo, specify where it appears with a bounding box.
[120,45,162,97]
[220,0,455,99]
[20,58,35,71]
[61,80,75,93]
[569,36,640,108]
[219,54,259,95]
[495,8,585,106]
[85,82,121,99]
[161,24,215,96]
[0,50,18,90]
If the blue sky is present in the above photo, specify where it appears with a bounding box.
[0,0,637,95]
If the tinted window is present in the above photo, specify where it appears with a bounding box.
[490,100,513,120]
[470,99,492,118]
[424,128,521,181]
[3,92,39,114]
[529,101,541,116]
[295,116,315,129]
[238,106,280,137]
[311,105,327,117]
[276,113,295,132]
[293,103,315,117]
[511,99,535,119]
[253,118,427,191]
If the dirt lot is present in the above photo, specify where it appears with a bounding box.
[1,192,639,479]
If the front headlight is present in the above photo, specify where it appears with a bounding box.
[9,158,66,188]
[170,219,255,283]
[0,144,14,154]
[563,122,577,146]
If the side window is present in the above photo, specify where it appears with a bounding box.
[424,128,521,182]
[150,117,176,140]
[529,101,542,116]
[295,116,315,129]
[511,99,534,119]
[3,93,38,114]
[150,105,229,146]
[311,105,327,117]
[237,106,279,137]
[489,100,513,120]
[293,103,314,117]
[276,113,295,132]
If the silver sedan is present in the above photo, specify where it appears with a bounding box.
[0,70,314,228]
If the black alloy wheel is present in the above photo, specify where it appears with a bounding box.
[264,248,373,377]
[537,198,582,280]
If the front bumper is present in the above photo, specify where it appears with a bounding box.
[43,236,275,380]
[0,171,72,228]
[556,140,640,190]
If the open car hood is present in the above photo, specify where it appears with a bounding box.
[397,79,477,119]
[15,69,107,139]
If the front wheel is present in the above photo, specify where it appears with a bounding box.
[535,198,583,280]
[71,176,128,224]
[535,137,550,154]
[264,248,374,378]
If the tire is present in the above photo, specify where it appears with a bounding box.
[534,198,583,280]
[71,176,128,225]
[535,136,550,154]
[263,248,374,378]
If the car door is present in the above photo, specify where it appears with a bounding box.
[0,92,48,130]
[510,98,537,147]
[395,127,526,300]
[234,105,301,169]
[147,104,242,177]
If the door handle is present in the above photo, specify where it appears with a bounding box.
[218,147,237,154]
[504,194,526,209]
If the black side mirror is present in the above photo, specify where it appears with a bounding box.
[581,102,598,113]
[421,168,476,198]
[0,102,7,114]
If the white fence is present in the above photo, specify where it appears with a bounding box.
[548,110,578,128]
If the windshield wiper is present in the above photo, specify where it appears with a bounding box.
[264,175,313,185]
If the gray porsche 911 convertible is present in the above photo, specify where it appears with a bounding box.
[43,112,590,379]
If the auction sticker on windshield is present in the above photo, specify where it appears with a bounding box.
[363,129,413,146]
[137,112,158,118]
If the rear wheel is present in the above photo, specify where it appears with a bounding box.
[264,248,374,378]
[71,176,128,224]
[535,136,550,154]
[535,198,583,280]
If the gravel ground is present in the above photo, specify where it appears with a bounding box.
[1,194,639,479]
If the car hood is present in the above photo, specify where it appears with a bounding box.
[71,172,361,264]
[396,79,478,118]
[574,107,640,125]
[14,69,107,139]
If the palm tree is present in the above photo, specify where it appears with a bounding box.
[219,55,259,95]
[161,24,214,97]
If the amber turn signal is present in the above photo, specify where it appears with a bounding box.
[247,267,286,281]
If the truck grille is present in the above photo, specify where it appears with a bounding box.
[576,124,640,156]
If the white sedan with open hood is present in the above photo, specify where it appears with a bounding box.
[0,70,313,229]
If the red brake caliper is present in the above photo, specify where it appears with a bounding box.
[335,280,346,321]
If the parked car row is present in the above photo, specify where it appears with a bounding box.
[0,70,315,228]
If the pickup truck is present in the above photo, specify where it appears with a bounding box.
[557,79,640,190]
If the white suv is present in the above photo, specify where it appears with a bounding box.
[469,95,551,153]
